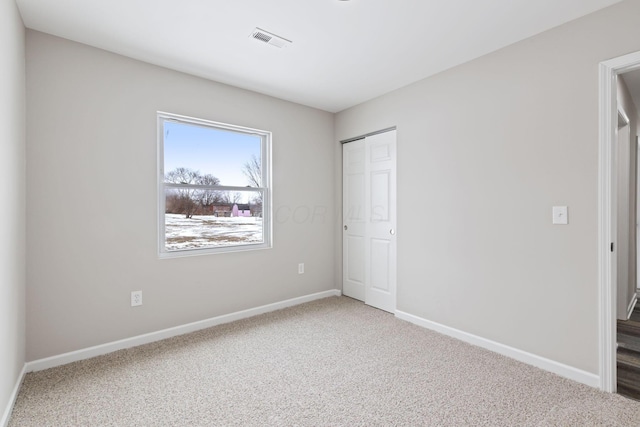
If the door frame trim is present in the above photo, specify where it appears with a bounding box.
[599,50,640,392]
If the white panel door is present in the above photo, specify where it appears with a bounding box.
[365,131,397,312]
[343,130,397,313]
[343,139,366,301]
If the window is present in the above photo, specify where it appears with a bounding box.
[158,112,271,257]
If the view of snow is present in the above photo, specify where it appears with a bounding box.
[165,214,263,251]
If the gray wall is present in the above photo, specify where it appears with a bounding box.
[0,0,25,420]
[616,76,638,319]
[26,31,336,361]
[335,0,640,374]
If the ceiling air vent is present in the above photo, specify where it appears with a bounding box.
[250,28,292,48]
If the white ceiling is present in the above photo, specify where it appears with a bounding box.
[16,0,623,113]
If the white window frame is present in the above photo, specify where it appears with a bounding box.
[157,111,272,258]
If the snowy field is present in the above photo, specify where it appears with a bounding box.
[165,214,263,251]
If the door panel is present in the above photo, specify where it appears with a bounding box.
[346,235,365,284]
[371,170,390,222]
[370,238,390,291]
[347,174,365,221]
[371,143,392,162]
[365,131,396,313]
[343,139,366,301]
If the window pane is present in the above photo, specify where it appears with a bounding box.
[158,112,271,257]
[164,189,263,251]
[163,120,262,188]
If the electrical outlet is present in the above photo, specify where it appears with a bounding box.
[131,290,142,307]
[298,263,304,274]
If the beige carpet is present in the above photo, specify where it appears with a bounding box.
[8,296,640,426]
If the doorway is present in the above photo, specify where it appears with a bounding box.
[599,52,640,392]
[342,129,397,313]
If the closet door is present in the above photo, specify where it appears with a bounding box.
[343,138,366,302]
[343,130,396,313]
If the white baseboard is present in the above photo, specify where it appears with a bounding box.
[395,310,600,389]
[627,293,637,320]
[1,364,26,427]
[27,289,341,373]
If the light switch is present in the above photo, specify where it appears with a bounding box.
[552,206,568,225]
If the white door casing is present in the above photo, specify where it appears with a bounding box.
[343,130,397,313]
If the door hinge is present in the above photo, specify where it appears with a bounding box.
[611,242,614,252]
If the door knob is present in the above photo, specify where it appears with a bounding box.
[344,225,348,231]
[390,229,395,235]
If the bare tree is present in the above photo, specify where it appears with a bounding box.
[197,173,222,209]
[166,167,200,185]
[165,167,221,218]
[165,167,200,218]
[243,155,262,188]
[242,155,262,205]
[166,192,198,219]
[220,191,242,204]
